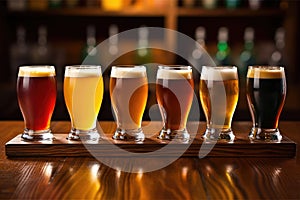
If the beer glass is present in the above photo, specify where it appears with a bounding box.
[17,66,57,140]
[156,65,194,142]
[199,66,239,142]
[246,66,286,141]
[110,65,148,141]
[64,65,103,140]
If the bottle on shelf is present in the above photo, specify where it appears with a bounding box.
[108,24,119,57]
[10,26,29,82]
[239,27,256,82]
[48,0,62,9]
[7,0,27,11]
[201,0,217,9]
[183,0,195,8]
[135,26,153,80]
[28,0,48,10]
[215,27,231,65]
[103,24,119,91]
[225,0,240,9]
[188,27,208,71]
[81,25,99,65]
[135,26,152,64]
[99,24,119,78]
[31,25,52,64]
[248,0,261,10]
[269,27,285,66]
[65,0,80,8]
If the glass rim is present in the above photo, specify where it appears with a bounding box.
[65,65,102,69]
[110,65,147,78]
[158,65,192,70]
[19,65,55,69]
[202,66,237,69]
[248,66,284,70]
[111,65,146,69]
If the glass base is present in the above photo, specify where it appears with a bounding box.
[21,129,53,141]
[68,127,100,141]
[249,127,282,142]
[202,128,235,142]
[158,128,190,143]
[112,128,145,142]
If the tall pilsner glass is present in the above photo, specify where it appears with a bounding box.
[64,65,104,141]
[17,66,57,140]
[110,65,148,142]
[246,66,286,141]
[156,65,194,142]
[199,66,239,142]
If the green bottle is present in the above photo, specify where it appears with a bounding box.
[215,27,231,65]
[269,27,285,66]
[135,26,153,81]
[239,27,256,82]
[81,25,99,65]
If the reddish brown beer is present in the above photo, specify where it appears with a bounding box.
[156,66,194,141]
[17,66,56,134]
[156,78,194,130]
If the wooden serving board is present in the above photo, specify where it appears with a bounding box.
[5,121,296,158]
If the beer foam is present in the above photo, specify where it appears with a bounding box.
[110,67,146,78]
[18,66,55,77]
[247,67,285,79]
[200,67,237,81]
[157,69,192,80]
[65,67,102,77]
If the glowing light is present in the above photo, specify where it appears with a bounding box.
[43,163,53,180]
[90,163,100,180]
[181,166,188,180]
[116,168,121,179]
[137,168,144,180]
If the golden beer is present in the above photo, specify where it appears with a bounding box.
[199,66,239,141]
[156,66,194,141]
[110,66,148,141]
[64,66,103,140]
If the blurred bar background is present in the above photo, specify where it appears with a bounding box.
[0,0,299,122]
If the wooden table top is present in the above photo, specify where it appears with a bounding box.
[0,121,299,199]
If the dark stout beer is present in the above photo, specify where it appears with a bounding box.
[247,67,286,129]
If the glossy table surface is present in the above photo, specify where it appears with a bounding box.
[0,121,299,199]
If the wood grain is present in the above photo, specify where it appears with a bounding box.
[5,121,296,158]
[0,121,299,199]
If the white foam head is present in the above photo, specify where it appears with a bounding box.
[247,66,285,79]
[201,66,238,81]
[18,66,55,77]
[65,66,102,77]
[157,67,192,80]
[110,66,146,78]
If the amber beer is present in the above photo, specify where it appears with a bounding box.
[156,66,194,141]
[199,66,239,141]
[110,66,148,141]
[247,66,286,141]
[17,66,56,140]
